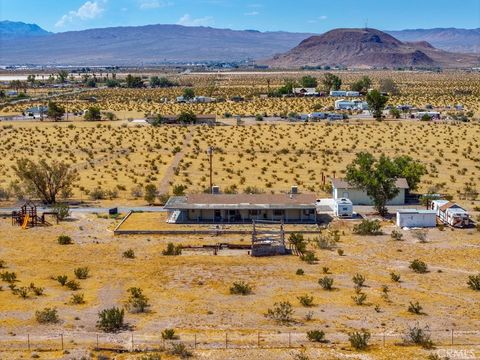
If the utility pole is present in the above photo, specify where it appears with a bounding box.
[208,146,213,192]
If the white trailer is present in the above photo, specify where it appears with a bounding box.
[334,198,353,218]
[396,209,437,228]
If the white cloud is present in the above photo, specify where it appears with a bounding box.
[55,1,105,27]
[244,11,259,16]
[177,14,214,27]
[319,15,328,20]
[138,0,172,9]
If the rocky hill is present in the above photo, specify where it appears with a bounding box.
[264,28,479,69]
[0,20,50,40]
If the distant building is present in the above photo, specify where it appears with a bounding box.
[346,91,361,97]
[308,112,327,120]
[335,99,368,110]
[330,90,347,97]
[431,200,470,228]
[24,106,48,119]
[415,111,440,119]
[332,178,409,205]
[334,198,353,217]
[293,88,319,97]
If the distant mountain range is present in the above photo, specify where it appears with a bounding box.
[386,28,480,54]
[264,28,480,69]
[0,21,478,66]
[0,20,51,40]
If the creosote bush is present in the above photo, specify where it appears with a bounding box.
[97,307,125,332]
[70,293,85,305]
[467,274,480,290]
[123,249,135,259]
[318,276,334,290]
[265,301,293,324]
[403,324,434,349]
[391,229,403,241]
[162,328,177,340]
[35,308,59,324]
[353,219,382,235]
[229,281,252,295]
[307,330,327,342]
[390,272,401,282]
[409,259,428,273]
[125,287,150,313]
[74,267,89,279]
[349,330,371,350]
[57,235,72,245]
[297,294,314,307]
[408,301,424,315]
[162,243,182,256]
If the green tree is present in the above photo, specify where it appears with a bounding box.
[182,88,195,100]
[106,79,120,88]
[47,101,65,121]
[12,159,78,204]
[150,76,175,88]
[393,155,426,191]
[276,79,296,95]
[322,73,342,91]
[379,78,400,95]
[350,76,372,92]
[144,184,157,204]
[57,70,69,83]
[125,74,144,88]
[177,111,197,124]
[84,106,102,121]
[346,152,401,216]
[366,90,388,120]
[389,108,401,119]
[300,75,318,88]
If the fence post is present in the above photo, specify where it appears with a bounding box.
[194,333,197,349]
[27,334,30,351]
[383,332,385,347]
[451,329,454,346]
[225,332,228,349]
[288,332,291,348]
[257,332,260,348]
[61,333,64,350]
[96,334,99,350]
[131,333,134,351]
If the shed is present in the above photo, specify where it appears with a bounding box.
[334,198,353,217]
[332,178,409,205]
[396,209,437,228]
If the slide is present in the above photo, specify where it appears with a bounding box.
[21,214,30,229]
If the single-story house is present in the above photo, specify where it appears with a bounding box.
[332,178,409,205]
[164,193,318,224]
[396,209,437,228]
[330,90,347,97]
[24,106,48,119]
[293,88,319,97]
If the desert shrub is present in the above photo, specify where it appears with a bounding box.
[322,267,330,274]
[412,229,428,243]
[66,280,80,291]
[15,286,29,298]
[265,301,293,323]
[403,324,434,348]
[296,268,304,275]
[89,187,105,200]
[0,271,17,283]
[307,330,326,342]
[337,249,344,256]
[292,350,310,360]
[74,267,89,279]
[162,243,182,256]
[352,292,367,305]
[140,354,162,360]
[353,219,382,235]
[0,260,5,268]
[123,249,135,259]
[297,294,314,307]
[35,308,59,324]
[97,307,125,332]
[391,230,403,241]
[300,251,318,264]
[408,301,423,314]
[56,275,68,286]
[57,235,72,245]
[70,293,85,305]
[125,287,150,313]
[390,272,401,282]
[172,184,187,196]
[288,233,307,254]
[29,283,44,296]
[315,233,337,250]
[349,330,370,350]
[229,281,252,295]
[162,328,176,340]
[52,203,70,220]
[144,184,157,204]
[467,274,480,290]
[318,276,334,290]
[169,342,192,358]
[352,274,366,287]
[409,259,428,273]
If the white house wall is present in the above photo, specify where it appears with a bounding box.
[334,188,405,205]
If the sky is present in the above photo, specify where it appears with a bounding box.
[1,0,479,33]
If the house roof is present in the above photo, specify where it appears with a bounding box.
[397,209,436,214]
[332,178,409,190]
[439,202,466,212]
[165,193,317,210]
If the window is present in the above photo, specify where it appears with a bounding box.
[249,210,259,216]
[274,209,284,216]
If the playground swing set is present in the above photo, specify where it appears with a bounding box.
[11,201,59,229]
